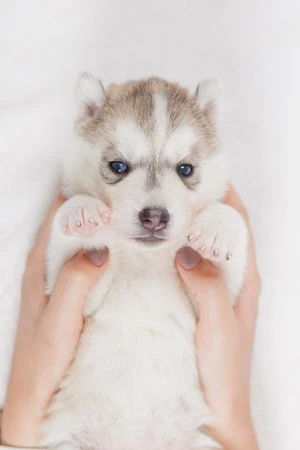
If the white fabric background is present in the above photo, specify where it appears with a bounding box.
[0,1,298,449]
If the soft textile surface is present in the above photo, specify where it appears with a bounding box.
[0,1,297,449]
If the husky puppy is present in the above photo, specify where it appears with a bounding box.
[42,74,247,450]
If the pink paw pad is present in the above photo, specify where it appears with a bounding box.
[60,205,110,237]
[188,234,232,262]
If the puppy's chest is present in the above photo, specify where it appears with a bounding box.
[89,248,195,322]
[77,253,198,392]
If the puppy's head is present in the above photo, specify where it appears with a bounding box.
[64,74,228,248]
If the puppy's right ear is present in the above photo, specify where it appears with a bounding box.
[194,79,222,126]
[75,72,105,123]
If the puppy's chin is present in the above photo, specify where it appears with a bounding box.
[132,241,176,252]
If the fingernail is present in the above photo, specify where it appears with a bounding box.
[84,248,108,266]
[177,246,202,270]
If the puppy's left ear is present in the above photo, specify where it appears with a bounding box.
[75,72,105,124]
[194,79,222,125]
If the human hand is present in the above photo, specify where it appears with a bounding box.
[1,195,109,447]
[176,186,261,450]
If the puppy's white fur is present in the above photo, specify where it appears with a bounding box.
[42,75,247,450]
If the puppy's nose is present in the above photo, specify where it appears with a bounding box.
[139,207,170,231]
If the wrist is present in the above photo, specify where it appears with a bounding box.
[215,413,259,450]
[1,382,45,446]
[1,408,42,447]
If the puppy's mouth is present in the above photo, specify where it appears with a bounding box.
[133,234,167,246]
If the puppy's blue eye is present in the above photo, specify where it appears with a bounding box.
[109,161,129,174]
[177,164,194,177]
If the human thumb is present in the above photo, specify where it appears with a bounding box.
[176,247,233,325]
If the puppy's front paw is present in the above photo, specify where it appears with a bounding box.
[59,199,110,237]
[188,204,247,263]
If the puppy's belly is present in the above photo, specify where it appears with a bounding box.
[42,270,211,450]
